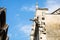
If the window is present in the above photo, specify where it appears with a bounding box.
[41,22,45,25]
[43,33,46,34]
[40,37,42,39]
[42,17,45,20]
[44,28,46,31]
[40,26,43,28]
[41,30,44,32]
[32,29,34,30]
[43,22,45,25]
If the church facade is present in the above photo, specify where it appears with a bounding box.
[30,1,60,40]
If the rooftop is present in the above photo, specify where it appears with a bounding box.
[37,8,48,10]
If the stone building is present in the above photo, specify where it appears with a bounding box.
[30,1,60,40]
[0,8,9,40]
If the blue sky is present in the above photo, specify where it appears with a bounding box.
[0,0,60,40]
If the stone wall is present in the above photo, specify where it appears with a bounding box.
[45,15,60,40]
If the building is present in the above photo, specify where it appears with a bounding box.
[30,1,60,40]
[0,8,9,40]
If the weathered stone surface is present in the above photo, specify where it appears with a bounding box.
[45,15,60,40]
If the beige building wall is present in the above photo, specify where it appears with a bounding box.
[35,9,48,24]
[30,5,60,40]
[35,8,48,40]
[45,15,60,40]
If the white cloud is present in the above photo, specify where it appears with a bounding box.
[21,5,35,12]
[14,13,20,21]
[16,14,20,17]
[8,33,12,38]
[14,24,32,36]
[20,25,31,36]
[45,0,60,13]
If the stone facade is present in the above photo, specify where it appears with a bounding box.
[0,8,9,40]
[30,3,60,40]
[45,8,60,40]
